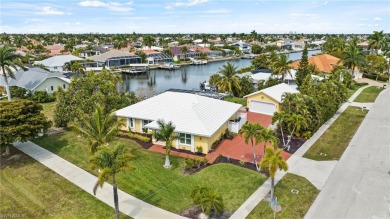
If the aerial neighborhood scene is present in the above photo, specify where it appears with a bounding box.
[1,0,390,218]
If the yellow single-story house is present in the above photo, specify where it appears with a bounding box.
[115,91,245,154]
[244,83,299,115]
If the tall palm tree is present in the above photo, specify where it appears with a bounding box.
[153,119,178,168]
[0,45,27,101]
[217,62,241,95]
[285,113,308,150]
[272,54,293,81]
[341,44,367,77]
[90,144,133,219]
[69,104,122,153]
[259,128,279,151]
[368,30,386,55]
[272,111,286,147]
[260,147,288,201]
[239,122,264,171]
[143,35,155,49]
[70,61,86,74]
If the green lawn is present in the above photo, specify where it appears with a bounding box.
[224,96,247,106]
[353,86,384,102]
[0,148,129,219]
[40,101,57,121]
[247,174,319,219]
[32,131,265,213]
[303,106,367,161]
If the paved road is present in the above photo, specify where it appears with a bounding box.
[14,141,186,219]
[305,89,390,218]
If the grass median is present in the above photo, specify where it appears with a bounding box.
[32,131,265,214]
[0,147,129,218]
[353,86,384,102]
[247,173,319,219]
[303,106,368,161]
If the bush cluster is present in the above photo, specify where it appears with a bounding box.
[117,131,150,142]
[184,156,208,172]
[27,91,56,103]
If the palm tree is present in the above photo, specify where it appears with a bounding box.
[191,186,223,215]
[153,119,178,168]
[181,46,188,60]
[90,144,133,219]
[272,111,286,147]
[368,30,386,55]
[341,44,367,77]
[199,188,223,215]
[285,113,308,150]
[259,128,279,151]
[143,35,155,49]
[239,122,264,170]
[217,62,241,95]
[271,54,293,81]
[69,104,123,153]
[0,45,27,101]
[70,61,86,74]
[260,147,288,201]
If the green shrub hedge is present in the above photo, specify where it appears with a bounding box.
[363,73,389,82]
[118,131,151,142]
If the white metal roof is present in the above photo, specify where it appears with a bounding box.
[115,91,242,137]
[34,55,82,67]
[244,83,299,103]
[89,50,137,62]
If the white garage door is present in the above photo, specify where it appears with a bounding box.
[249,101,276,115]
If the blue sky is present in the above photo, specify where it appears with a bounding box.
[0,0,389,34]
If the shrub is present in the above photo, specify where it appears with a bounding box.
[118,131,150,142]
[363,73,389,82]
[191,186,224,215]
[10,86,27,98]
[29,91,56,103]
[224,128,234,140]
[211,140,221,151]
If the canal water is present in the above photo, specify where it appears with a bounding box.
[122,50,321,94]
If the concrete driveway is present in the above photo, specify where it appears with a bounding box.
[305,88,390,218]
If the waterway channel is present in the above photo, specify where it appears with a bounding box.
[122,50,321,94]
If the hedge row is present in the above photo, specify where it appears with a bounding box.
[118,131,151,142]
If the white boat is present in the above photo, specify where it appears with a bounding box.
[160,63,180,70]
[189,58,207,65]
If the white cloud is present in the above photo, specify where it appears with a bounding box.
[206,9,231,14]
[79,1,132,12]
[167,0,208,9]
[373,17,382,21]
[35,6,65,15]
[323,1,329,5]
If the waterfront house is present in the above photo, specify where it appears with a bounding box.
[79,46,109,58]
[34,55,83,72]
[0,67,70,94]
[244,83,299,115]
[230,41,252,53]
[115,91,245,154]
[289,54,341,74]
[88,50,142,68]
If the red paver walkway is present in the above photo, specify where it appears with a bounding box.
[206,113,291,163]
[149,113,291,165]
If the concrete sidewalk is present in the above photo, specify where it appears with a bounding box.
[305,88,390,218]
[14,141,186,219]
[230,85,370,219]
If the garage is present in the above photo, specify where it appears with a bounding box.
[249,101,276,115]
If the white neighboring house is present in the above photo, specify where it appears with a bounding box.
[34,55,83,72]
[0,67,70,94]
[230,41,252,53]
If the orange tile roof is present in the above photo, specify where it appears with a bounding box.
[289,54,341,73]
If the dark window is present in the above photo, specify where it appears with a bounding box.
[51,86,54,91]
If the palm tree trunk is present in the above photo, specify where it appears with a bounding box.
[251,140,259,171]
[280,126,286,147]
[164,154,171,168]
[351,65,355,78]
[113,175,120,219]
[270,177,275,201]
[1,66,11,101]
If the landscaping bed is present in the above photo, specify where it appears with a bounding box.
[303,106,368,161]
[32,131,266,214]
[247,173,319,219]
[353,86,384,102]
[0,147,129,219]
